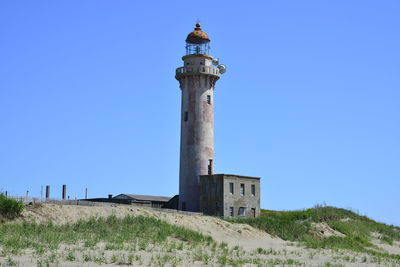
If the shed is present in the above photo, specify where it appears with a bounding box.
[113,194,172,208]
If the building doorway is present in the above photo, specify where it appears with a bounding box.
[251,208,256,218]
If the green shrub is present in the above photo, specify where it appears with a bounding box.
[0,194,24,219]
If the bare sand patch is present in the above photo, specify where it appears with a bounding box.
[371,232,400,255]
[311,222,346,238]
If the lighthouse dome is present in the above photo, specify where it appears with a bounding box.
[186,23,210,44]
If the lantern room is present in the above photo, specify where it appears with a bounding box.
[185,23,210,55]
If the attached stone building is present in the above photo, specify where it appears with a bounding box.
[199,174,260,218]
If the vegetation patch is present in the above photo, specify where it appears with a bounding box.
[0,215,310,266]
[0,215,212,254]
[228,205,400,258]
[0,194,24,220]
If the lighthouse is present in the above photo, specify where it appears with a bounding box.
[175,23,226,212]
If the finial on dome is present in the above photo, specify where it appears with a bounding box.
[195,19,201,30]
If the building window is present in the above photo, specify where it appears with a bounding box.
[251,184,255,196]
[229,182,234,194]
[229,207,234,217]
[208,159,213,175]
[207,95,211,104]
[214,182,218,195]
[238,207,246,216]
[240,184,245,196]
[184,112,188,122]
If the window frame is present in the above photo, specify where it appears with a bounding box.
[238,207,246,216]
[240,183,245,196]
[229,207,234,217]
[208,159,213,175]
[229,182,234,194]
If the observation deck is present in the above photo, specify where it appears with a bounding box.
[175,65,220,79]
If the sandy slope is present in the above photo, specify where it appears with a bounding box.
[18,203,287,251]
[1,203,398,266]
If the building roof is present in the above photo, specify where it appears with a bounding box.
[200,174,261,180]
[186,23,210,44]
[113,194,172,202]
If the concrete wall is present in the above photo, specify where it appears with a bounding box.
[199,174,224,216]
[222,175,260,218]
[176,54,220,212]
[199,174,261,218]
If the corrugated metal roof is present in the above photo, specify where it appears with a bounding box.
[113,194,171,202]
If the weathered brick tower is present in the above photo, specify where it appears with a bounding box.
[175,23,226,211]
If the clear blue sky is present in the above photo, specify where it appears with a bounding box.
[1,1,399,225]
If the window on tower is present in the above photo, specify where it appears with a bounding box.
[207,95,211,104]
[184,112,188,122]
[208,159,213,175]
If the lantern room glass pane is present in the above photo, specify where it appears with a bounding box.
[186,42,210,55]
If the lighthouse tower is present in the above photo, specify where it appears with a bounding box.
[175,23,226,212]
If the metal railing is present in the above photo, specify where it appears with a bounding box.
[176,66,220,77]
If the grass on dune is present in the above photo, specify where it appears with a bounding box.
[228,206,400,258]
[0,215,213,254]
[0,215,308,266]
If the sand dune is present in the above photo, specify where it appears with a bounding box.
[0,203,398,266]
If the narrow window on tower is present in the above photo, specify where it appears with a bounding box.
[207,95,211,104]
[208,159,213,175]
[229,182,234,194]
[251,184,256,196]
[184,112,188,122]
